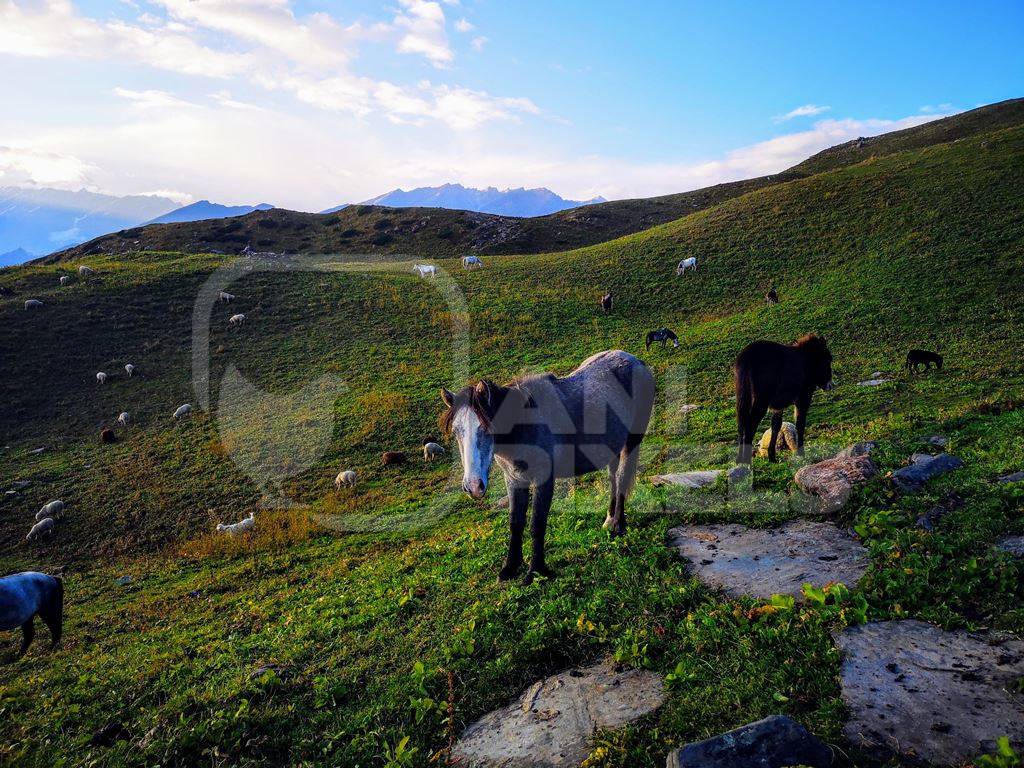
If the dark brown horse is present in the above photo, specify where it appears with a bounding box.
[735,334,834,463]
[765,286,779,305]
[906,349,943,373]
[600,292,613,313]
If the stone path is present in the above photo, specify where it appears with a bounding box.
[451,657,665,767]
[667,520,869,599]
[666,715,832,768]
[793,454,878,515]
[651,470,722,489]
[995,535,1024,556]
[891,453,964,493]
[835,620,1024,766]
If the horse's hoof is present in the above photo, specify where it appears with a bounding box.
[497,563,522,582]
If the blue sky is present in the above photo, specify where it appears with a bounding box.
[1,0,1021,210]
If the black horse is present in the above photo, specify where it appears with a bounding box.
[645,328,679,350]
[906,349,943,373]
[765,286,779,305]
[600,293,613,313]
[735,334,834,463]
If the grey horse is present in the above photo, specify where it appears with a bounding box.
[1,572,63,659]
[441,350,656,583]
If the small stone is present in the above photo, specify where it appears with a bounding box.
[650,470,723,489]
[835,620,1024,765]
[920,435,948,448]
[680,404,700,415]
[28,447,45,455]
[997,471,1024,484]
[995,536,1024,557]
[794,455,878,515]
[666,714,832,768]
[916,491,964,531]
[891,453,964,494]
[835,441,878,459]
[668,520,868,599]
[9,480,31,489]
[727,465,750,483]
[856,377,890,387]
[452,657,665,767]
[115,575,133,586]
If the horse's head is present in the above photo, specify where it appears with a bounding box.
[440,382,497,499]
[796,334,834,390]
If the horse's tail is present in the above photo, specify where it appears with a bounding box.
[645,333,652,350]
[735,359,753,457]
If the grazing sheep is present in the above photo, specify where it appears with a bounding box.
[100,428,116,444]
[0,572,63,658]
[229,313,246,326]
[462,255,484,269]
[676,257,697,275]
[24,299,43,309]
[173,404,192,419]
[600,293,613,313]
[218,291,235,303]
[96,372,108,385]
[78,265,94,277]
[36,500,64,521]
[423,442,446,461]
[59,276,70,285]
[117,412,130,427]
[124,363,135,377]
[216,512,255,535]
[26,518,56,542]
[758,422,799,458]
[334,470,357,489]
[382,451,407,466]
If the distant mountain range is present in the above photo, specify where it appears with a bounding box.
[0,186,179,263]
[148,201,275,225]
[321,184,605,217]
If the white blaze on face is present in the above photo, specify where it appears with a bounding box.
[453,406,493,499]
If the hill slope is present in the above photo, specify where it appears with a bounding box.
[47,98,1024,263]
[147,200,275,225]
[0,121,1022,767]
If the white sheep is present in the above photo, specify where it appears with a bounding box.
[423,442,446,461]
[124,363,135,377]
[117,412,130,427]
[26,517,56,541]
[229,313,246,326]
[334,470,357,489]
[96,372,108,385]
[36,500,64,521]
[217,512,255,535]
[173,404,192,419]
[676,257,697,275]
[78,265,94,277]
[24,299,43,309]
[59,276,70,285]
[219,291,235,303]
[758,422,800,458]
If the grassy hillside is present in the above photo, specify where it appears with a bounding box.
[46,99,1024,264]
[0,122,1022,766]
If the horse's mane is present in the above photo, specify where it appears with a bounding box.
[439,379,537,436]
[795,334,829,355]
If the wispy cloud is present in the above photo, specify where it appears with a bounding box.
[394,0,453,68]
[774,104,831,122]
[113,87,199,110]
[471,36,488,52]
[919,103,954,114]
[455,17,474,33]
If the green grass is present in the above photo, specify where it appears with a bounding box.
[0,118,1023,766]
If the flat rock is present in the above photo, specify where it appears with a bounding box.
[856,377,890,386]
[793,455,879,515]
[835,441,878,459]
[891,453,964,493]
[997,471,1024,484]
[666,715,833,768]
[919,434,948,448]
[835,620,1024,766]
[451,656,665,767]
[667,520,868,599]
[651,470,722,489]
[995,535,1024,556]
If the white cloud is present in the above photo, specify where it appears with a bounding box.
[774,104,831,122]
[0,144,94,188]
[394,0,453,68]
[455,17,474,33]
[113,87,199,110]
[471,36,488,52]
[920,103,954,114]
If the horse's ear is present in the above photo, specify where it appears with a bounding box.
[474,380,493,409]
[440,387,455,408]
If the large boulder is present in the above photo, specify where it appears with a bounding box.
[891,453,964,493]
[835,620,1024,766]
[793,454,878,515]
[451,657,665,767]
[757,422,798,457]
[668,520,869,599]
[666,715,833,768]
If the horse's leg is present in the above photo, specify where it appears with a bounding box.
[613,444,641,537]
[741,401,769,464]
[794,398,810,456]
[17,617,35,658]
[39,599,62,648]
[768,410,783,463]
[603,456,620,530]
[524,479,555,584]
[498,484,529,581]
